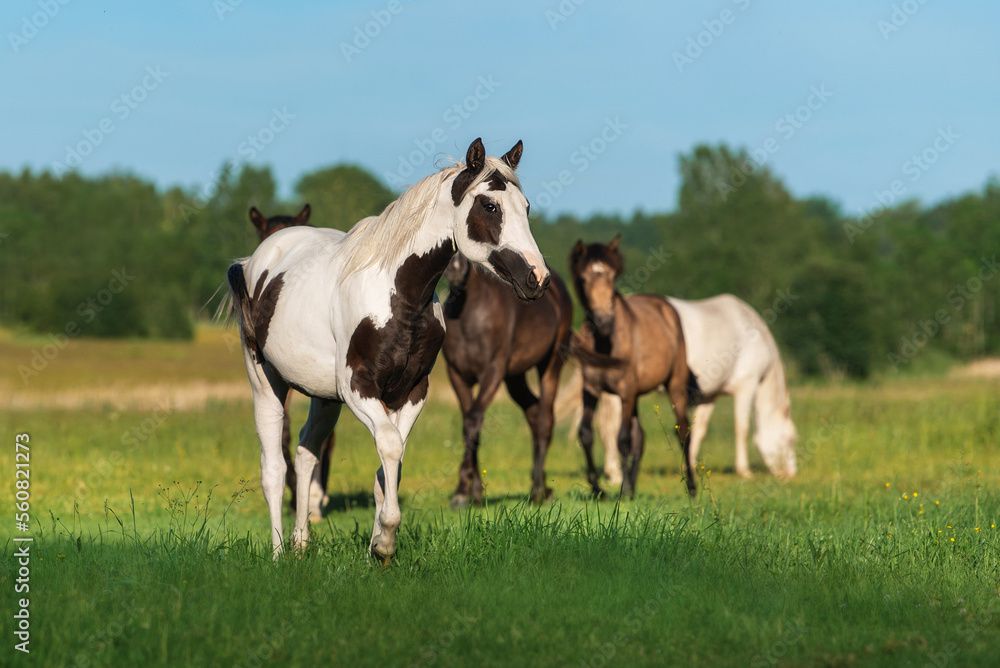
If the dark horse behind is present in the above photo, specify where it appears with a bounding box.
[443,253,573,506]
[249,204,335,519]
[569,236,698,498]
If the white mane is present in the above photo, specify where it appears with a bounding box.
[338,156,520,276]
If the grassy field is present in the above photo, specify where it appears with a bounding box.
[1,328,999,666]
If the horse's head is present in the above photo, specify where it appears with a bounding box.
[570,235,624,337]
[447,138,549,301]
[756,408,798,478]
[249,204,312,242]
[444,252,471,288]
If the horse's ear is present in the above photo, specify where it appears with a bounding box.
[465,138,486,175]
[249,207,267,232]
[570,240,587,266]
[607,234,621,253]
[502,140,523,170]
[296,204,311,225]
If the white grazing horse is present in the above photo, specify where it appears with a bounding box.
[227,138,549,559]
[596,294,797,481]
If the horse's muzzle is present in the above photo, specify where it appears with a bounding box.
[523,265,550,300]
[591,312,615,337]
[487,248,549,301]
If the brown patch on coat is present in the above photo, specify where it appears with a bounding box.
[465,194,503,245]
[227,264,285,363]
[486,172,508,191]
[346,240,455,411]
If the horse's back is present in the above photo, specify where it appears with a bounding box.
[667,294,777,395]
[246,226,347,279]
[621,294,686,392]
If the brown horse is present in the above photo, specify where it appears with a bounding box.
[249,204,335,520]
[443,253,573,506]
[569,236,697,498]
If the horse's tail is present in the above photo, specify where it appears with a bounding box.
[568,332,626,369]
[686,370,703,406]
[225,259,256,356]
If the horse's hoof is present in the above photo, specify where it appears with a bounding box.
[450,494,469,509]
[736,468,753,479]
[591,487,607,501]
[369,544,393,565]
[530,486,554,504]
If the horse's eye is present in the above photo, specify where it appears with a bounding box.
[483,201,497,213]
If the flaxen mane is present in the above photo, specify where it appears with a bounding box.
[338,156,519,276]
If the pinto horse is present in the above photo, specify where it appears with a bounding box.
[597,294,798,481]
[228,138,549,558]
[248,204,336,521]
[570,236,696,498]
[442,253,573,506]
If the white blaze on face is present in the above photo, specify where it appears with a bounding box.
[584,261,616,314]
[498,188,547,280]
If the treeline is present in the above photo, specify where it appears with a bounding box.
[1,144,996,378]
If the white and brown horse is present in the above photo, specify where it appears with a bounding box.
[228,138,549,559]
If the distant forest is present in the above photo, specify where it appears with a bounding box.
[1,144,997,378]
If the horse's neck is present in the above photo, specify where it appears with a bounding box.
[386,236,455,314]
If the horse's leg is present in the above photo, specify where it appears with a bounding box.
[291,398,342,548]
[629,405,645,497]
[245,355,290,557]
[666,373,695,497]
[597,393,624,486]
[281,393,296,511]
[532,351,565,503]
[618,393,640,499]
[578,388,605,498]
[733,387,754,478]
[687,400,716,472]
[505,372,549,503]
[349,397,407,561]
[445,364,474,508]
[314,431,335,518]
[453,363,505,507]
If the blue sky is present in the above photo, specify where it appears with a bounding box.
[2,0,997,219]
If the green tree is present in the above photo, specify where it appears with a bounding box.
[294,165,395,231]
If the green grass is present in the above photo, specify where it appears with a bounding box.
[1,331,999,666]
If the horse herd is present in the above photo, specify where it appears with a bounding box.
[227,138,797,561]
